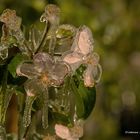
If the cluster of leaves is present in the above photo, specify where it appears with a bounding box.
[0,4,101,140]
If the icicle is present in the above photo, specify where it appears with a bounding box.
[23,96,36,127]
[42,88,49,129]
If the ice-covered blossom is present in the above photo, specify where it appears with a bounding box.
[16,52,70,95]
[16,52,70,128]
[62,25,102,87]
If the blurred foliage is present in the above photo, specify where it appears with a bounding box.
[0,0,140,140]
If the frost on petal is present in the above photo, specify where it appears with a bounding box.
[50,62,70,86]
[16,63,40,79]
[62,52,83,71]
[55,124,71,139]
[83,64,102,87]
[33,53,54,72]
[72,25,94,55]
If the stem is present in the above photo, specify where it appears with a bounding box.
[35,22,50,54]
[0,65,8,125]
[48,25,58,55]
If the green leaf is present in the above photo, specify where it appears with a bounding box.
[71,65,96,119]
[8,53,27,77]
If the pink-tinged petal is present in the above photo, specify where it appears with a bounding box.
[83,64,102,87]
[72,25,94,55]
[49,61,70,86]
[55,124,71,139]
[16,63,40,79]
[62,52,83,71]
[55,123,83,140]
[83,65,95,87]
[63,52,82,64]
[33,52,54,71]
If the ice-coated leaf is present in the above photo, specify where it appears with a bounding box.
[8,53,28,77]
[71,65,96,119]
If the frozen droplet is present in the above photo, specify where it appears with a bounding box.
[23,96,36,127]
[40,14,47,23]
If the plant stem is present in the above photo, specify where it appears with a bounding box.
[35,22,50,54]
[0,65,8,125]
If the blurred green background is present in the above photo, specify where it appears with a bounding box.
[0,0,140,140]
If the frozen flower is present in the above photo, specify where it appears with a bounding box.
[17,52,70,95]
[0,9,22,31]
[40,4,60,25]
[62,25,102,87]
[16,52,70,128]
[0,9,25,59]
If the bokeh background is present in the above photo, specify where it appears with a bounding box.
[0,0,140,140]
